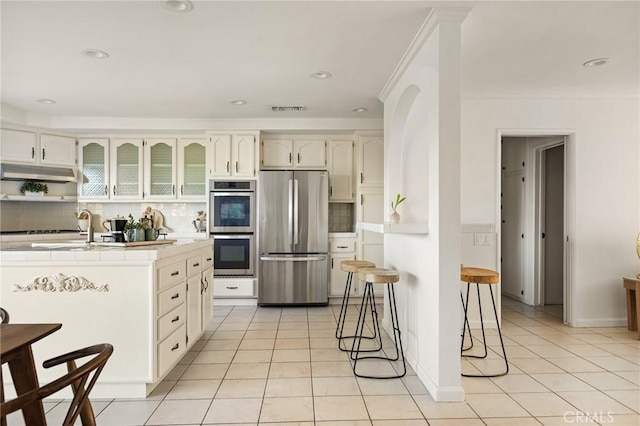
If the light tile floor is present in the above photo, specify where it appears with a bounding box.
[6,298,640,425]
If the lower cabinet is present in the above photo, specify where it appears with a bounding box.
[328,237,357,298]
[155,245,214,380]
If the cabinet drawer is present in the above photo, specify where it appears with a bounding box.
[158,304,186,341]
[214,280,254,297]
[158,284,185,316]
[187,254,203,276]
[158,261,186,291]
[330,240,356,253]
[157,324,186,378]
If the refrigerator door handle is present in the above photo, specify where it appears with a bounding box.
[294,179,299,245]
[260,255,326,262]
[288,178,293,247]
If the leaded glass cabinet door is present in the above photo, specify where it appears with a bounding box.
[144,138,177,200]
[178,138,207,200]
[78,138,109,200]
[110,138,143,200]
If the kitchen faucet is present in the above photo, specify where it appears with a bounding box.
[78,209,94,243]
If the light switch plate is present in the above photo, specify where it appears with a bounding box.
[474,233,491,246]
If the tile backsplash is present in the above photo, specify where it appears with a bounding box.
[329,203,354,232]
[0,201,206,233]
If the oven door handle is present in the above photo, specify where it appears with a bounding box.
[213,235,252,240]
[211,192,254,197]
[288,179,293,249]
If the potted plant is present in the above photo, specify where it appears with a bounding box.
[125,214,146,242]
[20,181,48,196]
[390,193,406,223]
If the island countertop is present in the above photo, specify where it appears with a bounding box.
[0,238,212,262]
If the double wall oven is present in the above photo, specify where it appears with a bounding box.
[209,180,255,277]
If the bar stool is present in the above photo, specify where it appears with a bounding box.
[351,268,406,379]
[335,260,379,352]
[460,266,509,377]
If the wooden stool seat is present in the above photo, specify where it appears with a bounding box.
[357,268,400,284]
[341,260,376,273]
[461,267,499,284]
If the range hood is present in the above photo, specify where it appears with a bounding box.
[0,163,77,183]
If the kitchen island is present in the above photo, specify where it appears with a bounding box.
[0,238,213,398]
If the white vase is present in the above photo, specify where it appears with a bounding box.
[390,211,400,223]
[24,191,44,197]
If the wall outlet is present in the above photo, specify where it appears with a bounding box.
[474,233,491,246]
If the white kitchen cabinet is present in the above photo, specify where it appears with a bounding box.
[78,138,110,200]
[261,138,293,168]
[358,133,384,188]
[186,274,202,345]
[261,137,327,169]
[210,132,258,178]
[328,139,354,202]
[144,138,177,200]
[0,128,76,166]
[110,138,144,200]
[39,133,77,166]
[178,138,208,199]
[329,236,357,297]
[201,266,213,329]
[294,138,326,168]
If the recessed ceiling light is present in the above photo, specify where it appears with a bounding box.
[162,0,193,13]
[352,107,368,113]
[583,58,610,67]
[81,48,110,59]
[36,98,56,104]
[310,71,332,80]
[230,100,247,105]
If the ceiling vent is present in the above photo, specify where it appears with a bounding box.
[271,106,306,112]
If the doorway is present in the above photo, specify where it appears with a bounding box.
[500,135,569,322]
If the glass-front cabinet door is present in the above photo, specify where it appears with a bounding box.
[110,138,143,200]
[178,138,208,200]
[144,138,177,200]
[78,138,110,200]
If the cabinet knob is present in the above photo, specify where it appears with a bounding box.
[171,316,180,323]
[42,148,46,160]
[172,184,175,195]
[113,185,116,196]
[181,185,184,195]
[297,152,301,164]
[31,147,35,159]
[226,161,230,172]
[289,152,292,163]
[235,161,239,173]
[104,185,108,195]
[171,343,179,351]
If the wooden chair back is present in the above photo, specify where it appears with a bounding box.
[0,308,9,324]
[0,343,113,426]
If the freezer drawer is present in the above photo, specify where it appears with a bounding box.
[258,254,328,305]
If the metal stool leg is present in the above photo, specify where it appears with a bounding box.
[352,281,406,379]
[461,283,474,352]
[337,272,380,352]
[462,283,509,377]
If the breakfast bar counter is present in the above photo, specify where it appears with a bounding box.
[0,238,213,398]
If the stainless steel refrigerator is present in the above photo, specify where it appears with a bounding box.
[258,170,329,305]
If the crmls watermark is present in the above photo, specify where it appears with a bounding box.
[563,411,615,423]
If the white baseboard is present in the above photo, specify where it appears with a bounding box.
[416,363,465,402]
[574,318,627,328]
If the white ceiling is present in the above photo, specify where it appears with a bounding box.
[1,1,638,124]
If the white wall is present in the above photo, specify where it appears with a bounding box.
[381,8,470,402]
[461,97,640,326]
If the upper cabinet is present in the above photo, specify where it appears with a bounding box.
[78,136,210,202]
[210,132,258,178]
[0,128,76,166]
[358,133,384,188]
[110,138,144,200]
[178,138,208,199]
[261,137,326,170]
[78,138,110,200]
[327,139,354,202]
[144,138,177,200]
